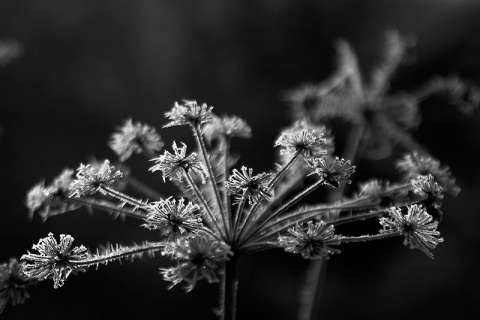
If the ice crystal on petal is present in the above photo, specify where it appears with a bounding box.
[109,118,164,161]
[21,233,90,288]
[397,152,460,196]
[161,235,231,292]
[70,160,123,197]
[380,205,443,259]
[149,142,208,183]
[203,115,252,142]
[275,129,327,159]
[143,198,203,239]
[0,258,37,314]
[308,157,356,188]
[164,100,214,128]
[225,166,272,205]
[278,220,341,260]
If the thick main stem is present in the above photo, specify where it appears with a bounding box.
[222,255,239,320]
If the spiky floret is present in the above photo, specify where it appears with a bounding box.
[308,157,356,188]
[70,160,123,197]
[275,129,327,159]
[379,205,443,259]
[225,166,272,205]
[164,100,214,128]
[278,220,341,259]
[161,234,231,292]
[21,233,90,288]
[149,142,208,183]
[411,174,444,203]
[109,118,164,162]
[397,152,459,196]
[0,258,37,314]
[143,198,203,239]
[203,114,252,142]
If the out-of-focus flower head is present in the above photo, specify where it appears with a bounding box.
[109,118,164,162]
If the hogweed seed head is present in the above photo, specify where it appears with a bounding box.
[164,100,214,128]
[21,233,90,288]
[380,205,443,259]
[149,142,208,183]
[225,166,272,205]
[161,234,231,292]
[109,118,164,161]
[411,174,444,202]
[308,157,356,188]
[143,198,203,239]
[70,160,123,197]
[397,152,460,196]
[275,129,327,159]
[0,258,37,314]
[203,114,252,142]
[278,220,341,260]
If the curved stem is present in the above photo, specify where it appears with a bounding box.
[192,124,229,237]
[100,186,147,208]
[66,197,147,220]
[184,172,225,240]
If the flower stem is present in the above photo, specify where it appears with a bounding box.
[127,175,164,200]
[192,124,229,237]
[66,197,147,220]
[100,186,147,208]
[222,255,239,320]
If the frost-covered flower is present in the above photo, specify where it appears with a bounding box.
[143,198,203,239]
[164,100,214,128]
[202,115,252,142]
[21,233,90,288]
[70,160,123,197]
[380,205,443,259]
[26,169,78,220]
[278,220,341,259]
[225,166,272,205]
[411,174,444,202]
[161,235,231,292]
[109,118,164,162]
[0,258,37,314]
[275,129,327,159]
[149,142,208,183]
[308,157,356,188]
[397,152,460,196]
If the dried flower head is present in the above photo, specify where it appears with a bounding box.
[285,84,322,119]
[109,118,164,161]
[380,205,443,259]
[21,233,90,288]
[164,100,214,128]
[308,157,356,188]
[0,258,37,314]
[278,220,341,259]
[161,235,231,292]
[26,169,78,220]
[202,115,252,142]
[143,198,203,239]
[70,160,123,197]
[275,129,327,159]
[397,152,459,196]
[149,142,208,183]
[411,174,444,202]
[225,166,272,205]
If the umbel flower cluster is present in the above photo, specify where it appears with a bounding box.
[1,30,476,319]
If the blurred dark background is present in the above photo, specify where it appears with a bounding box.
[1,0,480,319]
